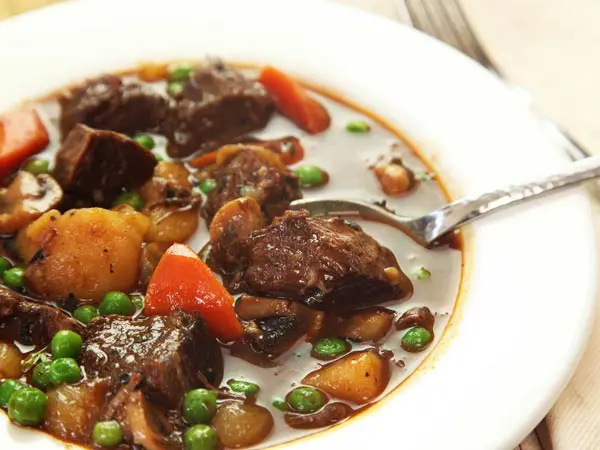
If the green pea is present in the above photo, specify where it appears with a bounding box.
[92,420,124,448]
[0,257,11,277]
[414,267,431,280]
[183,424,218,450]
[153,152,164,162]
[31,362,52,390]
[133,133,155,150]
[0,380,27,409]
[199,178,216,195]
[49,357,81,385]
[401,326,433,353]
[294,164,327,188]
[312,337,351,360]
[272,399,287,412]
[51,330,83,359]
[23,159,50,175]
[169,63,194,82]
[99,291,133,316]
[182,388,217,424]
[74,305,99,324]
[227,379,260,397]
[286,386,326,414]
[2,267,24,290]
[130,294,144,311]
[8,387,47,426]
[167,81,185,97]
[113,191,145,211]
[346,120,371,133]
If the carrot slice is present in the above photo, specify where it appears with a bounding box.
[145,243,243,342]
[189,151,218,168]
[0,109,49,180]
[259,66,331,134]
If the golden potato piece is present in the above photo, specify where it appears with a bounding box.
[46,381,109,442]
[23,208,149,302]
[0,342,22,379]
[302,350,390,404]
[212,401,274,448]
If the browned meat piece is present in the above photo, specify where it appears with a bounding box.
[53,124,157,206]
[163,62,274,157]
[0,286,82,345]
[0,172,62,235]
[203,145,301,223]
[59,75,169,138]
[238,210,413,310]
[80,312,223,408]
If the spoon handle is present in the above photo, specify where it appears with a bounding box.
[421,155,600,243]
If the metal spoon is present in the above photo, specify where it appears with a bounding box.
[290,155,600,247]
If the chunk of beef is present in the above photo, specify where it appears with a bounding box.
[53,124,157,206]
[0,286,82,345]
[203,146,301,223]
[163,62,274,157]
[80,312,223,409]
[59,75,169,138]
[0,172,62,235]
[238,210,413,310]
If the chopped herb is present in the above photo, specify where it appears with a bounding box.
[272,399,287,411]
[21,347,51,373]
[346,120,371,133]
[414,171,436,182]
[414,267,431,280]
[166,81,185,97]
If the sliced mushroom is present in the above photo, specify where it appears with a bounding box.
[322,307,395,343]
[0,172,62,234]
[284,402,353,429]
[395,306,435,332]
[123,391,175,450]
[235,295,311,321]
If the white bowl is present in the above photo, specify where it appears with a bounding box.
[0,0,596,449]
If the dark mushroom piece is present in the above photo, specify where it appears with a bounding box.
[0,172,62,235]
[395,306,435,332]
[284,402,353,429]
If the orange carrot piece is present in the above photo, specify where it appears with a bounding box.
[0,109,49,180]
[145,243,243,342]
[259,66,331,134]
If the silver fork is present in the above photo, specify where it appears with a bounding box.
[402,0,593,164]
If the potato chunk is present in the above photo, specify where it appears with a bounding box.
[45,381,109,441]
[302,350,390,404]
[212,401,274,448]
[22,208,149,302]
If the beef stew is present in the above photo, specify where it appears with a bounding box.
[0,60,462,449]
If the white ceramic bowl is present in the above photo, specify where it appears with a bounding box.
[0,1,596,449]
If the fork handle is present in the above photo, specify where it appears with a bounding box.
[421,156,600,243]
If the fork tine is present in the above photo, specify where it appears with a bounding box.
[404,0,440,41]
[404,0,496,71]
[438,0,495,69]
